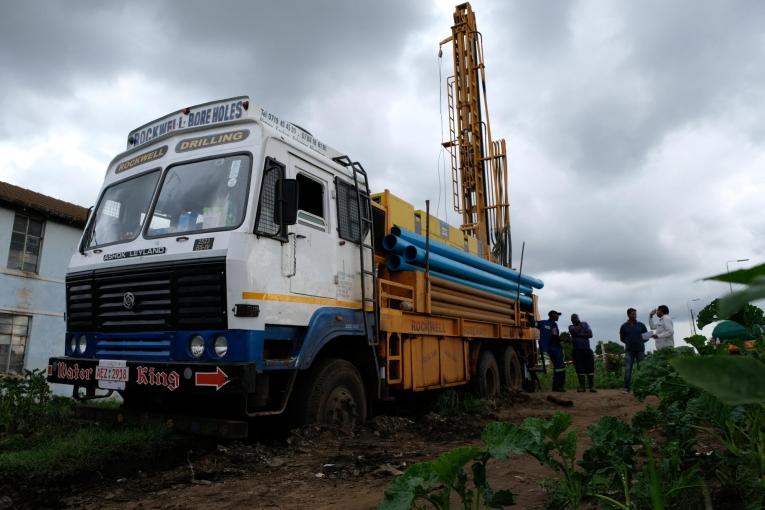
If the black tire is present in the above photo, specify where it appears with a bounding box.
[473,350,500,398]
[499,345,523,391]
[289,357,367,429]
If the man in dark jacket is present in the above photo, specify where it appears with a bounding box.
[537,310,566,392]
[569,314,595,392]
[619,307,648,393]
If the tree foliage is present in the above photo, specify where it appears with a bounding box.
[704,262,765,319]
[595,341,625,355]
[695,298,764,334]
[559,332,573,360]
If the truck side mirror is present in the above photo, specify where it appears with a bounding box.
[275,178,298,226]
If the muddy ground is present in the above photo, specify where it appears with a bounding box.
[31,389,650,510]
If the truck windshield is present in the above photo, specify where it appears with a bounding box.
[85,170,160,249]
[147,154,251,237]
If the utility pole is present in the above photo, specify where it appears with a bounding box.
[725,258,749,295]
[687,298,700,336]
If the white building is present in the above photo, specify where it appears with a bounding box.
[0,181,87,377]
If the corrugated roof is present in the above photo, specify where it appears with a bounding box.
[0,181,88,228]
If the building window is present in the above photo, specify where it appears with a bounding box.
[0,313,30,375]
[7,213,45,273]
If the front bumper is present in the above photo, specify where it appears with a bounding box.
[47,357,258,394]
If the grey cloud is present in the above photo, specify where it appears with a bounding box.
[488,0,765,181]
[1,1,764,350]
[0,0,431,137]
[514,211,689,282]
[0,2,144,95]
[153,0,428,104]
[493,1,577,57]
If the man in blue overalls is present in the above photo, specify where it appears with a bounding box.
[537,310,566,392]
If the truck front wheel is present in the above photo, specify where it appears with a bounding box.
[290,357,367,429]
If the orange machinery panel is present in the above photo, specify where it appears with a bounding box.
[402,335,468,391]
[440,337,468,384]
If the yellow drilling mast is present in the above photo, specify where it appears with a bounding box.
[440,2,511,267]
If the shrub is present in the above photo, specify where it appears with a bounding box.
[538,360,623,390]
[603,353,622,373]
[434,389,488,417]
[379,412,579,509]
[0,369,72,434]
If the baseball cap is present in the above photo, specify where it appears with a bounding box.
[548,310,562,317]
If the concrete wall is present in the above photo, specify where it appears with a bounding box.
[0,206,82,394]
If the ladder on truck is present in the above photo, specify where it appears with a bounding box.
[332,156,378,346]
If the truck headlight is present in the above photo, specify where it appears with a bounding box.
[213,335,228,357]
[189,335,205,358]
[78,335,88,354]
[69,336,77,355]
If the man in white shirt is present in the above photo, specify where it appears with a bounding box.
[649,305,674,350]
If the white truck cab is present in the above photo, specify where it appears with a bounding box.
[49,97,378,431]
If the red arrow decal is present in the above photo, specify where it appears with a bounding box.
[194,367,230,391]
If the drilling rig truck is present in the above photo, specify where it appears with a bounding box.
[47,3,543,437]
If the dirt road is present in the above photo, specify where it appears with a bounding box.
[63,389,647,510]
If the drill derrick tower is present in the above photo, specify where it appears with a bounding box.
[440,2,511,267]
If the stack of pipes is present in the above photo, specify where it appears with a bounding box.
[382,226,543,322]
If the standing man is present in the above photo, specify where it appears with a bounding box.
[619,308,648,393]
[537,310,566,392]
[650,305,675,350]
[569,314,595,392]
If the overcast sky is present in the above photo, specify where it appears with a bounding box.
[1,0,763,347]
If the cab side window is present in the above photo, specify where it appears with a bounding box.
[254,157,287,240]
[335,178,370,243]
[296,174,326,231]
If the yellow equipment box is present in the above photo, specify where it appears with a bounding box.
[372,189,481,257]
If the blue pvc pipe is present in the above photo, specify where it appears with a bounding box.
[386,254,419,272]
[383,234,533,295]
[386,255,533,306]
[390,226,544,289]
[402,244,534,295]
[382,234,411,255]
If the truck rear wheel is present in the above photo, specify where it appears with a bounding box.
[290,357,367,430]
[473,350,500,398]
[499,345,523,391]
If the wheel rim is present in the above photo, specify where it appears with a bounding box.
[322,385,359,429]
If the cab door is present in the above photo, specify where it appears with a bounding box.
[287,153,336,299]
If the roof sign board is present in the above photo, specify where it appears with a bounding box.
[125,95,345,163]
[127,97,250,149]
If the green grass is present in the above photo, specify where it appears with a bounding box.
[537,360,624,390]
[0,370,184,493]
[0,424,175,482]
[434,389,489,416]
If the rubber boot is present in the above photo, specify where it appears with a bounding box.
[577,374,585,392]
[588,374,596,393]
[552,370,566,392]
